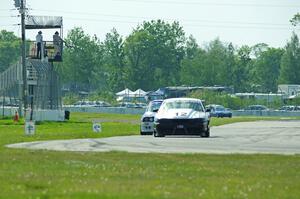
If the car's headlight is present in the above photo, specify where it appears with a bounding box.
[191,112,200,118]
[142,117,154,122]
[191,112,206,119]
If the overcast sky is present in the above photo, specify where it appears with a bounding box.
[0,0,299,48]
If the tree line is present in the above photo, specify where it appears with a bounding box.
[1,19,300,94]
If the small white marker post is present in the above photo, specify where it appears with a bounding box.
[92,122,102,133]
[25,121,35,136]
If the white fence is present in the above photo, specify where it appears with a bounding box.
[2,107,300,121]
[25,110,65,121]
[64,106,300,117]
[1,107,65,121]
[64,106,145,115]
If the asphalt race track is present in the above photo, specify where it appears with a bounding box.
[7,121,300,155]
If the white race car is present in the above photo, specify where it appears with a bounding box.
[153,98,210,137]
[140,100,163,135]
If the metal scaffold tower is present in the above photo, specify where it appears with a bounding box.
[1,0,64,121]
[0,60,62,118]
[27,60,62,110]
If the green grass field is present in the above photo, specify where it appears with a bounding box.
[0,113,299,199]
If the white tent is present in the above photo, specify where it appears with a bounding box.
[132,89,147,97]
[116,88,134,96]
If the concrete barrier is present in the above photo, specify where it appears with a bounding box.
[64,106,145,115]
[1,107,65,121]
[26,110,65,121]
[1,107,18,118]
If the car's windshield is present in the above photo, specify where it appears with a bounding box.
[161,100,204,112]
[147,101,162,112]
[215,106,225,111]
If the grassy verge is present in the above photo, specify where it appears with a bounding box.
[0,113,299,199]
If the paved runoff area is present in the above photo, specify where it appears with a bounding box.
[7,121,300,155]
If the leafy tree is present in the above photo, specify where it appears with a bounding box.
[180,47,206,86]
[0,30,20,72]
[124,30,153,90]
[224,43,236,87]
[185,35,199,59]
[290,13,300,26]
[279,32,300,84]
[180,39,235,87]
[179,35,202,85]
[62,27,104,91]
[252,47,284,92]
[252,43,269,58]
[203,38,234,86]
[103,28,127,92]
[233,45,252,92]
[124,20,186,90]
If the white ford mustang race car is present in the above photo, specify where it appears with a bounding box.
[153,98,210,137]
[140,100,163,135]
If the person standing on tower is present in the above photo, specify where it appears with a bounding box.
[36,31,43,59]
[53,31,63,58]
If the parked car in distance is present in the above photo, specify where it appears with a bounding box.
[278,105,300,111]
[71,100,111,107]
[94,101,111,107]
[118,102,147,108]
[73,100,95,107]
[206,104,232,118]
[140,100,163,135]
[153,98,210,137]
[135,102,147,109]
[244,105,269,111]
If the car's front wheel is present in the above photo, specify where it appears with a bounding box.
[201,127,210,138]
[154,130,164,137]
[140,131,146,135]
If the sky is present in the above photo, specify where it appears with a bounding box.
[0,0,299,48]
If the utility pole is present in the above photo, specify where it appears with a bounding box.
[20,0,27,117]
